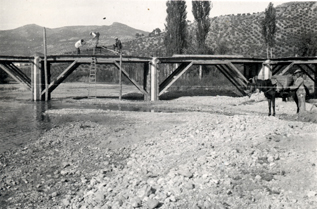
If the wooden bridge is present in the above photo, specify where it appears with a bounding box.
[0,54,316,101]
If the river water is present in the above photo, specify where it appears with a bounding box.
[0,98,81,153]
[0,86,172,154]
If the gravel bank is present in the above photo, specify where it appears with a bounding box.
[1,92,317,209]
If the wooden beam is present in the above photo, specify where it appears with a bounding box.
[43,27,48,101]
[46,60,79,94]
[113,61,148,95]
[314,64,317,98]
[297,65,315,82]
[172,54,245,58]
[225,62,249,85]
[159,62,190,92]
[292,60,317,64]
[7,63,31,84]
[0,63,31,90]
[119,53,122,100]
[5,62,32,88]
[159,62,193,96]
[143,62,150,101]
[215,64,240,88]
[272,64,287,75]
[216,64,246,96]
[302,63,316,74]
[280,62,295,75]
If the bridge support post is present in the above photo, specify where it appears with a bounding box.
[143,62,150,101]
[32,55,44,101]
[314,64,317,99]
[150,57,159,101]
[41,60,51,100]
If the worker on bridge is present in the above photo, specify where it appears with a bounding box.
[75,39,86,54]
[90,32,100,48]
[113,37,122,53]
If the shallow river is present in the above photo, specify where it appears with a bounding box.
[0,89,175,154]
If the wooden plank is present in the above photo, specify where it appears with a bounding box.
[113,61,148,95]
[172,54,245,58]
[159,58,264,64]
[292,60,317,64]
[159,62,193,96]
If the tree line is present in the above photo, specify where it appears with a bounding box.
[164,0,317,58]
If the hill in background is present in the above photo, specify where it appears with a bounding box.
[123,1,317,58]
[206,1,317,58]
[0,1,316,58]
[0,22,148,56]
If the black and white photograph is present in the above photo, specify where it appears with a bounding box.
[0,0,317,208]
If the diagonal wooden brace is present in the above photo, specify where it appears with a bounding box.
[159,62,193,96]
[113,61,148,96]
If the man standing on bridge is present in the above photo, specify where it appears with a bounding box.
[90,32,100,48]
[75,39,86,54]
[113,37,122,53]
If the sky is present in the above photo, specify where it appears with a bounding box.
[0,0,303,32]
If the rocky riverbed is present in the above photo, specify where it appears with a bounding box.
[1,85,317,209]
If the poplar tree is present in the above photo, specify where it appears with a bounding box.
[164,0,188,56]
[261,2,276,59]
[192,0,212,54]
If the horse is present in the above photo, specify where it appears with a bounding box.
[247,77,284,116]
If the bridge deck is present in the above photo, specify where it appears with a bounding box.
[0,55,316,101]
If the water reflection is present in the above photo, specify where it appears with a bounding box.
[33,101,51,124]
[0,100,53,153]
[0,96,180,154]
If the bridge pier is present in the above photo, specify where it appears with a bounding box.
[31,55,51,101]
[32,56,42,101]
[150,57,159,101]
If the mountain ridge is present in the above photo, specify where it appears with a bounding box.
[0,1,316,58]
[0,23,149,55]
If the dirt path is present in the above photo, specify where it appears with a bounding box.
[1,84,317,209]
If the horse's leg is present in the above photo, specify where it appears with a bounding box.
[268,99,271,116]
[293,92,299,113]
[272,96,276,116]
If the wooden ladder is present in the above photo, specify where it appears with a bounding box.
[88,57,97,98]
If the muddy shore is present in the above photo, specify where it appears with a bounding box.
[1,83,317,209]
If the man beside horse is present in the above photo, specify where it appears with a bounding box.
[285,69,306,113]
[248,60,308,115]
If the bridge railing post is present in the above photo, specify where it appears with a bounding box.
[150,57,160,101]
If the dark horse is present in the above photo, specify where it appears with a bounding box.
[247,78,283,116]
